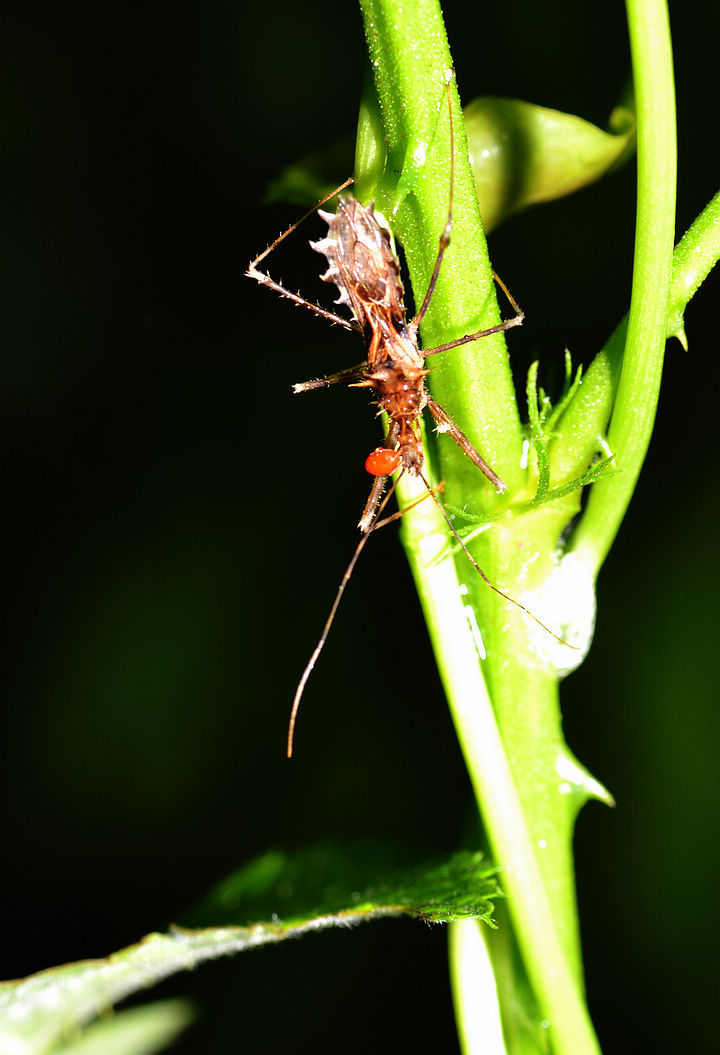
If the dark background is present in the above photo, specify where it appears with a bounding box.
[2,2,718,1052]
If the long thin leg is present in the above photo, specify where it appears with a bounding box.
[293,361,368,393]
[359,474,388,533]
[407,74,525,353]
[288,474,445,756]
[288,472,403,757]
[247,269,361,332]
[247,177,362,333]
[426,395,506,493]
[424,273,524,357]
[373,481,445,529]
[492,269,524,319]
[418,472,576,649]
[410,74,455,334]
[358,422,401,533]
[423,314,523,357]
[249,177,353,270]
[288,529,371,758]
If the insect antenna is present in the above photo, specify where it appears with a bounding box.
[418,472,578,650]
[410,72,456,335]
[246,178,362,333]
[287,472,404,758]
[249,177,354,272]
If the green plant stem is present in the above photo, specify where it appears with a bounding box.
[399,480,599,1055]
[667,190,720,346]
[570,0,677,573]
[357,0,525,497]
[449,920,506,1055]
[356,2,601,1053]
[558,190,720,573]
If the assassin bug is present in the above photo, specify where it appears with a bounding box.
[248,72,569,756]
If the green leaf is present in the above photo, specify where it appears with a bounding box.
[525,361,551,501]
[188,844,499,928]
[464,97,636,231]
[263,136,355,207]
[0,848,498,1055]
[54,1001,194,1055]
[263,95,635,234]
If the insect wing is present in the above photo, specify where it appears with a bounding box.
[313,197,407,334]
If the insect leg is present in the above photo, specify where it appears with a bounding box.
[249,177,353,270]
[357,422,401,533]
[492,269,525,320]
[288,472,403,757]
[410,76,456,334]
[247,178,362,332]
[426,395,506,493]
[406,74,523,352]
[358,474,388,534]
[418,472,576,649]
[293,361,368,393]
[423,273,524,357]
[373,481,445,529]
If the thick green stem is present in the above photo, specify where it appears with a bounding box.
[357,2,601,1053]
[357,0,525,499]
[398,484,599,1055]
[449,921,506,1055]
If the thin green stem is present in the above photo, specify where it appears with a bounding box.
[571,0,677,572]
[558,192,720,569]
[667,190,720,347]
[449,921,507,1055]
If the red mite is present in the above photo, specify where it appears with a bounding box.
[365,447,401,476]
[248,73,570,756]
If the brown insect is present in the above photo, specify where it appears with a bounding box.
[248,74,566,756]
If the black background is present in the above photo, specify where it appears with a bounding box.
[2,2,718,1052]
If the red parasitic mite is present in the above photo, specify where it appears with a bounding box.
[365,446,402,476]
[248,71,572,756]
